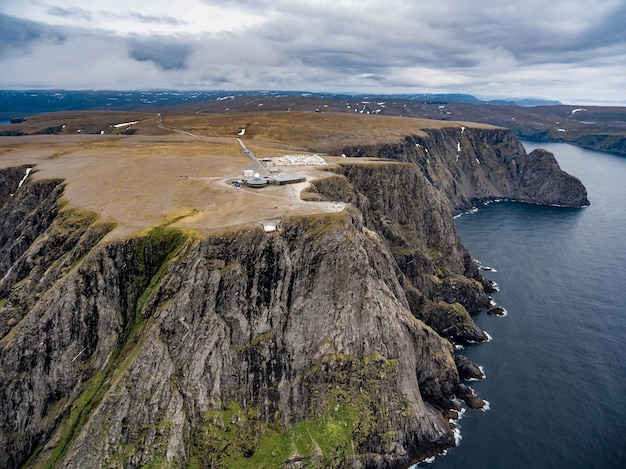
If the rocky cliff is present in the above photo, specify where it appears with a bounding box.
[0,125,589,468]
[336,126,589,212]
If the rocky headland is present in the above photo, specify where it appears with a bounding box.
[0,114,588,468]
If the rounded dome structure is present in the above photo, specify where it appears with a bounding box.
[246,177,268,188]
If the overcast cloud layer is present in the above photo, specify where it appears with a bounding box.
[1,0,625,104]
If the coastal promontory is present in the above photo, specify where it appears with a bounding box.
[0,111,588,468]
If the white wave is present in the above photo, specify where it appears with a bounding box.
[481,400,491,412]
[484,331,493,342]
[453,426,462,445]
[407,403,467,466]
[467,366,486,382]
[447,401,467,421]
[454,207,479,219]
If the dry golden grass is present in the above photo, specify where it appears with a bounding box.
[4,111,170,136]
[1,110,494,237]
[163,111,498,153]
[0,133,346,238]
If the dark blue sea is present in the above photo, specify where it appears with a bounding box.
[423,142,626,468]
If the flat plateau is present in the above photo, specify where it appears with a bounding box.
[0,111,496,238]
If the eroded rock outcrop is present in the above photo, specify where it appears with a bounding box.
[338,126,589,212]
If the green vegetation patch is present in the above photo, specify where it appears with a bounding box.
[159,208,200,227]
[289,211,348,244]
[189,352,408,468]
[132,226,190,313]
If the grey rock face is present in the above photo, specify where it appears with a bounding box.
[338,127,589,212]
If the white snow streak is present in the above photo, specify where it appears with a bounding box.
[9,167,32,197]
[112,121,139,128]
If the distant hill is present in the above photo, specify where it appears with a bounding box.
[0,90,559,121]
[2,89,624,156]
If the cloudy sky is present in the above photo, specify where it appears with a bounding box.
[1,0,625,104]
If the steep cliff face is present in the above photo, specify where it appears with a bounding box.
[0,125,590,468]
[570,133,626,157]
[1,198,462,468]
[304,163,491,344]
[338,126,589,212]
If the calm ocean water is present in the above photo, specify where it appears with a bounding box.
[425,142,626,468]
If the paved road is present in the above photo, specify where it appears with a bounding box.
[156,113,196,137]
[235,138,268,177]
[156,114,268,177]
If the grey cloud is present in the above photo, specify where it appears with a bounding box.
[0,0,624,102]
[198,0,271,11]
[128,37,191,70]
[127,12,187,26]
[245,6,481,76]
[46,6,92,21]
[0,13,66,57]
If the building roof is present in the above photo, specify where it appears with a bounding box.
[270,173,306,184]
[246,177,269,188]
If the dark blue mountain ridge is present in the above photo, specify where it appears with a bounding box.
[0,89,559,121]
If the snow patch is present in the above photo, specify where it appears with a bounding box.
[112,121,139,128]
[9,167,32,197]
